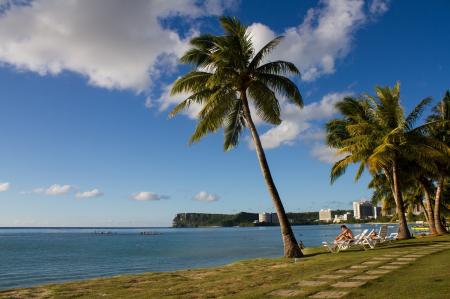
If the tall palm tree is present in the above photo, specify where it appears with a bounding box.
[169,17,304,257]
[368,172,396,219]
[326,83,443,239]
[427,91,450,234]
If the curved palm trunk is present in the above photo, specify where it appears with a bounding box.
[434,177,448,235]
[392,162,412,239]
[418,178,437,235]
[241,93,303,258]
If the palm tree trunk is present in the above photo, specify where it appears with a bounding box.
[434,177,448,235]
[391,161,411,239]
[241,92,303,258]
[419,201,429,224]
[418,178,437,235]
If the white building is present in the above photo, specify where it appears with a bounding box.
[353,200,374,220]
[258,212,279,224]
[259,212,271,223]
[319,209,332,222]
[333,212,353,223]
[373,206,382,219]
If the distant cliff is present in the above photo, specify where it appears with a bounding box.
[172,211,329,227]
[172,212,258,227]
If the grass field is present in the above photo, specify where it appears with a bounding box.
[1,234,449,299]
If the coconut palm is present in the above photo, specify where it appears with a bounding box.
[426,90,450,234]
[414,175,437,234]
[169,17,304,257]
[368,172,396,219]
[326,83,444,239]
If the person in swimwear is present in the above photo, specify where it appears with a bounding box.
[335,225,354,242]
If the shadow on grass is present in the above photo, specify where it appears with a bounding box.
[303,237,450,257]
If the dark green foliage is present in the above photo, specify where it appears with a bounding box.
[172,212,258,228]
[170,16,302,151]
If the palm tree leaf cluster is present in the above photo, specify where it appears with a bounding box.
[326,83,450,237]
[170,16,302,151]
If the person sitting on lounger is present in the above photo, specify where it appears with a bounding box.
[335,225,354,242]
[368,230,378,239]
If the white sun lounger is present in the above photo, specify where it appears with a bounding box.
[323,229,369,253]
[361,229,378,249]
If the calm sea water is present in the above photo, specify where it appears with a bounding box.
[0,224,396,290]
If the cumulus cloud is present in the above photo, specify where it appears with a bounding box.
[0,182,10,192]
[193,191,220,202]
[0,0,233,92]
[252,92,351,150]
[159,0,389,118]
[248,0,367,81]
[76,188,103,198]
[32,184,72,195]
[132,191,169,201]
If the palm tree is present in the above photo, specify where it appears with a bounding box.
[326,83,443,239]
[169,17,304,257]
[368,172,396,220]
[414,175,437,234]
[427,91,450,234]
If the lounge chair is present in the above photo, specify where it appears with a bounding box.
[367,225,387,244]
[385,232,398,242]
[323,229,369,253]
[361,229,378,249]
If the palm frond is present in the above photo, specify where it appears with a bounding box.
[247,80,281,125]
[330,155,353,184]
[171,71,213,95]
[223,100,245,151]
[248,36,284,70]
[256,73,303,107]
[403,97,432,131]
[256,60,300,76]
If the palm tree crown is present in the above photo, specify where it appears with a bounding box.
[170,16,302,150]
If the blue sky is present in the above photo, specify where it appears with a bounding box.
[0,0,449,226]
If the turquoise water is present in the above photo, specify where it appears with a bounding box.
[0,224,395,290]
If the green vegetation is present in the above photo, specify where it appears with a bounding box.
[2,235,449,298]
[169,17,304,257]
[172,211,352,227]
[172,212,258,227]
[326,84,450,239]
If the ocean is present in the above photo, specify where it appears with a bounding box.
[0,224,396,290]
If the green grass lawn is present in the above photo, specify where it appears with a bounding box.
[1,235,449,299]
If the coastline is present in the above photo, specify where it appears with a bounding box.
[1,234,449,298]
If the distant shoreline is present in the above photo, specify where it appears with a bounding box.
[0,222,397,229]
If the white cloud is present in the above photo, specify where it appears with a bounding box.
[0,0,232,92]
[248,0,367,81]
[132,191,169,201]
[253,92,351,150]
[144,97,153,109]
[154,0,389,115]
[369,0,390,15]
[0,182,10,192]
[32,184,72,195]
[193,191,220,202]
[156,82,202,119]
[76,188,103,198]
[311,143,346,164]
